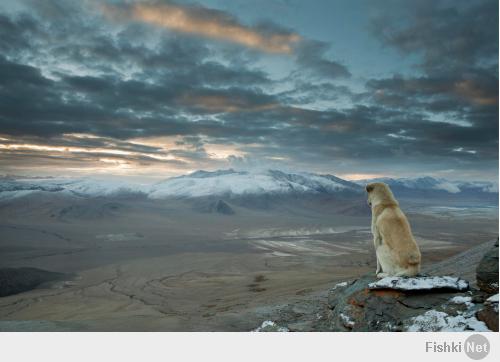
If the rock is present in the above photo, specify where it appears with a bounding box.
[287,320,315,332]
[324,274,491,332]
[252,240,499,332]
[407,309,488,332]
[251,273,496,332]
[368,276,469,291]
[486,293,499,303]
[423,239,496,286]
[0,267,66,297]
[476,293,499,332]
[476,239,499,294]
[477,306,499,332]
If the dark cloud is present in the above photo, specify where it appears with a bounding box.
[365,71,498,112]
[294,40,351,79]
[0,13,40,54]
[277,81,353,105]
[0,0,497,180]
[361,0,498,174]
[367,0,498,118]
[371,0,498,74]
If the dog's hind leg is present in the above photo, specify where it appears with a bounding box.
[373,233,383,275]
[376,258,381,274]
[376,245,394,277]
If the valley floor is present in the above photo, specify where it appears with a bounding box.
[0,201,497,331]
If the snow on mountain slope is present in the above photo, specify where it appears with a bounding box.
[356,176,498,194]
[0,171,496,201]
[0,170,361,200]
[61,178,146,196]
[148,169,361,198]
[455,180,499,193]
[0,177,146,199]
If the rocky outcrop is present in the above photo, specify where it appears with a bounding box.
[253,274,497,332]
[325,275,490,331]
[473,240,499,330]
[476,239,499,294]
[424,239,497,287]
[253,239,499,332]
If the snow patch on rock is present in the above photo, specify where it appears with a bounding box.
[485,293,499,313]
[449,295,473,307]
[486,294,499,303]
[368,276,469,291]
[407,309,490,332]
[253,320,289,332]
[340,312,355,328]
[331,281,348,291]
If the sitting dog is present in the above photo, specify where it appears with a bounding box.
[366,182,421,278]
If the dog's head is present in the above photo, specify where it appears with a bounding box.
[365,182,396,207]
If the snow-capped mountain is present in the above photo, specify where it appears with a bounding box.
[0,177,146,199]
[148,169,361,198]
[0,170,362,200]
[0,170,497,201]
[356,176,498,195]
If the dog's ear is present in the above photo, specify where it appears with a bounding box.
[366,184,374,193]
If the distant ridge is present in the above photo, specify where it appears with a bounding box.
[0,169,497,201]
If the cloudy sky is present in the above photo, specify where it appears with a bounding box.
[0,0,498,181]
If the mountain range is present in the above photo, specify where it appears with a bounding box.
[0,169,497,202]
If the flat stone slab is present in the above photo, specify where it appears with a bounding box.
[368,276,469,292]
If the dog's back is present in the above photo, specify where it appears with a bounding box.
[367,182,421,277]
[377,205,421,270]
